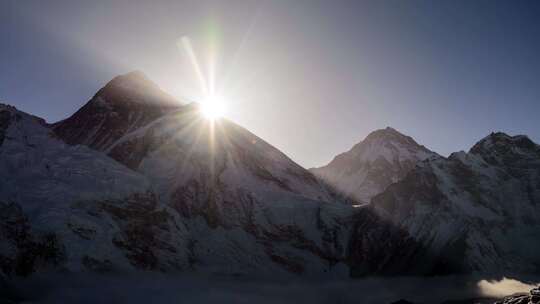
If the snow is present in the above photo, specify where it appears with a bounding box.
[371,131,540,273]
[312,127,438,202]
[4,85,540,278]
[0,105,153,271]
[0,103,357,276]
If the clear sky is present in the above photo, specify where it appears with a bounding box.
[2,0,540,168]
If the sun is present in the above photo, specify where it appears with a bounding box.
[200,95,226,120]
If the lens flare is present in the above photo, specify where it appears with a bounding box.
[201,95,226,119]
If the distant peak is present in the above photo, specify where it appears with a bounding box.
[366,126,403,137]
[104,70,157,90]
[116,70,149,81]
[91,70,179,108]
[52,71,182,150]
[371,126,396,132]
[484,131,511,140]
[124,70,147,78]
[0,102,46,126]
[361,127,419,147]
[476,132,532,146]
[470,132,537,155]
[326,126,437,165]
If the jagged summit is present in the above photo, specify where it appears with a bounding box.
[470,132,538,154]
[345,127,433,162]
[371,130,540,274]
[361,127,425,147]
[363,126,407,140]
[0,103,17,110]
[468,132,540,168]
[311,127,437,203]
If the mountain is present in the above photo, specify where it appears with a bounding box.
[3,71,540,280]
[311,127,437,203]
[371,132,540,274]
[0,73,428,278]
[53,71,181,151]
[312,126,540,274]
[53,72,348,220]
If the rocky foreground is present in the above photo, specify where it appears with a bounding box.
[495,288,540,304]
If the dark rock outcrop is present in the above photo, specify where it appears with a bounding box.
[495,287,540,304]
[0,202,64,277]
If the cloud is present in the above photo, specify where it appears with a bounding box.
[477,277,539,298]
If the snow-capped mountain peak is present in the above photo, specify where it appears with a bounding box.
[53,71,182,151]
[371,132,540,274]
[347,126,434,163]
[96,70,178,107]
[311,127,438,203]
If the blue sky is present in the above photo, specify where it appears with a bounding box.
[1,0,539,167]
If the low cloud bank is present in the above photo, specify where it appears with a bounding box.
[2,273,539,304]
[477,277,539,298]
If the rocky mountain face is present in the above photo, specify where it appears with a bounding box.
[371,132,540,274]
[311,127,437,203]
[0,74,429,278]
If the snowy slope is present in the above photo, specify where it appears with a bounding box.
[372,132,540,274]
[311,127,437,203]
[0,103,216,276]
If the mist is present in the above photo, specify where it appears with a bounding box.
[3,273,539,304]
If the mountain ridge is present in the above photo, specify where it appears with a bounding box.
[1,74,379,277]
[371,130,540,274]
[2,71,540,279]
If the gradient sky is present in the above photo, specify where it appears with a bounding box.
[2,0,540,168]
